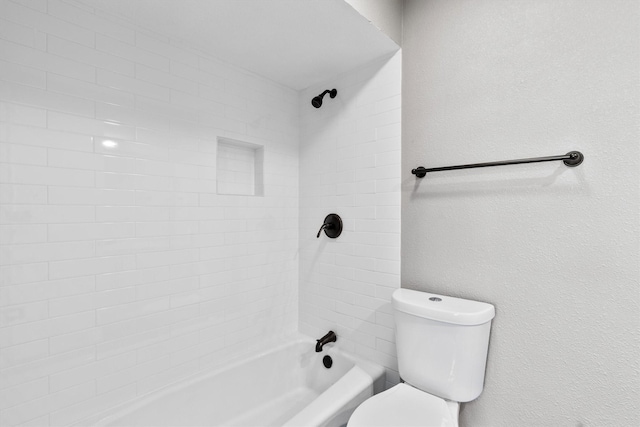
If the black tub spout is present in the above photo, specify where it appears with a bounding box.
[315,331,337,352]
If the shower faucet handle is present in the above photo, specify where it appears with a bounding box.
[316,214,343,239]
[317,222,333,238]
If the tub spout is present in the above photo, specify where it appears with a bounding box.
[315,331,337,352]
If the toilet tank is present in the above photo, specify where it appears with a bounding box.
[392,288,495,402]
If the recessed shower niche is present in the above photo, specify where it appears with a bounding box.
[216,137,265,196]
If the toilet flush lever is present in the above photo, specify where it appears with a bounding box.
[316,214,343,239]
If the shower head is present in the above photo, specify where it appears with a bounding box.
[311,89,337,108]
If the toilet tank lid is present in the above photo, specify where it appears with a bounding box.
[392,288,495,325]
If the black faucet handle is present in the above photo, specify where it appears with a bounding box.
[316,214,343,239]
[316,222,332,238]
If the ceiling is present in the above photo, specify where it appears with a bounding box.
[76,0,400,90]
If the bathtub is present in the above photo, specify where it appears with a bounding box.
[82,336,385,427]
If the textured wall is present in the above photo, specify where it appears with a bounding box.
[299,52,402,389]
[402,0,639,426]
[0,0,299,424]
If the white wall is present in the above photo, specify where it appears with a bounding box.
[299,52,402,388]
[402,1,639,426]
[0,0,299,425]
[345,0,403,46]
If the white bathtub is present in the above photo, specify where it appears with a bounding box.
[82,336,385,427]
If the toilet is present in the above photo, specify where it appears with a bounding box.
[348,288,495,427]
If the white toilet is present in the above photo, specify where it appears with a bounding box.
[348,288,495,427]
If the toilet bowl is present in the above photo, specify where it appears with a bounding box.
[347,288,495,427]
[348,383,458,426]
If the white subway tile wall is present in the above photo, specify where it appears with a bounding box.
[0,0,299,424]
[298,53,402,389]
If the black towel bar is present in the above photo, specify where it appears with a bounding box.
[411,151,584,178]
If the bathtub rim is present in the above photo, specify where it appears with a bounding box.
[75,332,385,427]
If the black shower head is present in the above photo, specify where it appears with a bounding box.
[311,95,323,108]
[311,89,337,108]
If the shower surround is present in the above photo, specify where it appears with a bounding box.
[0,0,401,425]
[299,54,402,389]
[0,1,299,425]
